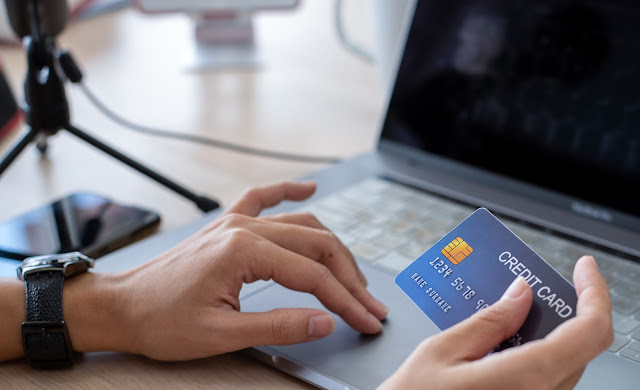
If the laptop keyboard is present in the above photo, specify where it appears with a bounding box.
[298,178,640,363]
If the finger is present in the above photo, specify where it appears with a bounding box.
[466,343,588,390]
[427,277,533,362]
[534,255,613,369]
[225,181,316,217]
[263,212,368,287]
[218,309,336,351]
[468,256,612,387]
[573,256,612,320]
[240,231,383,334]
[222,214,386,320]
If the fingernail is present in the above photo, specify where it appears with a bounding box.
[359,270,369,287]
[367,313,384,333]
[502,277,528,300]
[374,298,389,319]
[308,314,335,339]
[582,255,597,269]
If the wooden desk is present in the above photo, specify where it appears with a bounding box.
[0,1,384,388]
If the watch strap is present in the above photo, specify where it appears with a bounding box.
[25,272,64,322]
[22,271,74,368]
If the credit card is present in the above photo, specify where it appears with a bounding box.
[395,208,578,350]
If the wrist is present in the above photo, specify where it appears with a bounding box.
[63,271,134,354]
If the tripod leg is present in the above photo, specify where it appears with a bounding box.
[0,127,38,176]
[64,123,220,212]
[36,135,49,154]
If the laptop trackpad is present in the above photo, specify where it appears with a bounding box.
[240,263,439,389]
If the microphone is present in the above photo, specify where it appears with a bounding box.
[4,0,68,38]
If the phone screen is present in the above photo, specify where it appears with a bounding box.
[0,192,160,260]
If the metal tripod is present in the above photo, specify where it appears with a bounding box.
[0,32,220,213]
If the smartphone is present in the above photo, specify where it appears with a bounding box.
[0,192,161,260]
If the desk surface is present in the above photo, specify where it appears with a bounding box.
[0,1,384,388]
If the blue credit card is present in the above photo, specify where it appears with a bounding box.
[395,208,578,349]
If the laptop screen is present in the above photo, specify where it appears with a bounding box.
[380,0,640,218]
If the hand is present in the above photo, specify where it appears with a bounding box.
[84,181,387,361]
[379,255,613,390]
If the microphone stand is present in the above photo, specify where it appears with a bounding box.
[0,4,220,213]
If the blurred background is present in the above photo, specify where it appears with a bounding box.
[0,0,412,232]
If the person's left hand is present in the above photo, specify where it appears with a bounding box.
[378,255,613,390]
[70,181,388,361]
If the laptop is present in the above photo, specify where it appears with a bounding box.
[2,0,640,388]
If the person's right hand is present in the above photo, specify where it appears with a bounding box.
[379,255,613,390]
[61,180,388,361]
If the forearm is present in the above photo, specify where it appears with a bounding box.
[0,278,24,361]
[0,272,134,363]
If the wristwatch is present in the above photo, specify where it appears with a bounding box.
[17,252,94,368]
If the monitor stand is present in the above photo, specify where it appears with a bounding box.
[183,10,262,72]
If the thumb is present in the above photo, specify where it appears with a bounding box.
[225,308,336,349]
[431,277,533,361]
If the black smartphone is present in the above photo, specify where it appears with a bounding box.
[0,192,161,260]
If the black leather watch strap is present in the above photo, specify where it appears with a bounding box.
[22,271,74,368]
[25,272,64,322]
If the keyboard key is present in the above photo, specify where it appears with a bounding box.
[600,269,622,287]
[341,191,383,208]
[613,311,640,334]
[632,327,640,341]
[411,227,444,244]
[612,278,640,300]
[399,240,429,260]
[620,348,640,363]
[617,261,640,281]
[352,210,384,224]
[608,333,631,352]
[387,219,416,234]
[627,341,640,353]
[406,208,433,222]
[611,294,640,316]
[411,219,456,241]
[374,233,408,250]
[319,195,359,213]
[350,242,388,263]
[375,202,407,217]
[351,225,385,241]
[376,252,414,273]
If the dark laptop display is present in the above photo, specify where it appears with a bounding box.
[381,0,640,221]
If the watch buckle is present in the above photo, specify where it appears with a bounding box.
[22,321,74,368]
